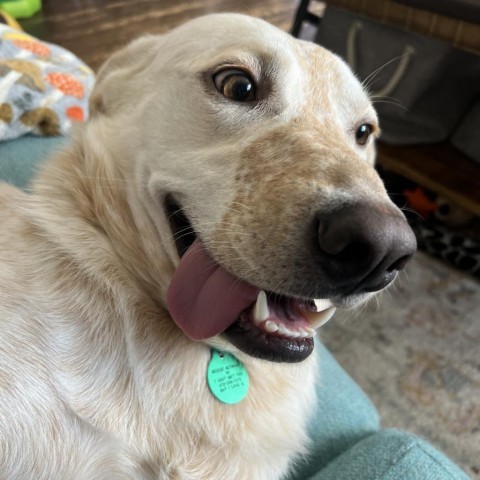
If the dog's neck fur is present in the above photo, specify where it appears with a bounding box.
[14,131,317,478]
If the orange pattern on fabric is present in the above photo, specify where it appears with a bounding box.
[46,72,84,99]
[66,105,84,122]
[12,39,51,57]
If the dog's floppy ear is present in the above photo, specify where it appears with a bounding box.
[89,35,160,116]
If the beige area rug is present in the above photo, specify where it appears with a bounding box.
[320,252,480,478]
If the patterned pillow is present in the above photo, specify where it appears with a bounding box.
[0,24,94,141]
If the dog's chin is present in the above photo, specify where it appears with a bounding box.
[164,195,367,363]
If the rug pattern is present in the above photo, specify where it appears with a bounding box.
[321,252,480,478]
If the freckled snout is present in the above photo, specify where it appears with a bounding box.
[317,202,417,294]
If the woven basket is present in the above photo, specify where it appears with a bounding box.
[325,0,479,54]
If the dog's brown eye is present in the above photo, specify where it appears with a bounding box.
[355,124,373,146]
[213,69,256,102]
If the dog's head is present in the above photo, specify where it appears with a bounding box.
[90,14,416,363]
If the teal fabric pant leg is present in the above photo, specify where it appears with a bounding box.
[0,135,66,189]
[307,429,469,480]
[290,342,380,479]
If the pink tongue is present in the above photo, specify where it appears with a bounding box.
[167,239,260,340]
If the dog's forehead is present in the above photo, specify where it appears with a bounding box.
[158,14,372,118]
[158,13,299,75]
[166,14,293,53]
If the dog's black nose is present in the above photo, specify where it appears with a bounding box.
[317,202,417,293]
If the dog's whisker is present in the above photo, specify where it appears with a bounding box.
[370,98,403,107]
[336,307,358,325]
[210,234,255,242]
[208,232,255,240]
[370,93,403,103]
[216,221,253,229]
[399,267,410,283]
[399,205,423,220]
[362,52,412,92]
[169,230,196,245]
[370,94,404,104]
[230,201,254,213]
[162,220,196,243]
[165,202,252,219]
[371,98,409,112]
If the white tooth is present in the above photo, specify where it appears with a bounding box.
[305,306,337,329]
[298,329,309,338]
[253,290,269,324]
[278,324,289,336]
[305,327,316,338]
[264,320,279,333]
[283,326,300,338]
[314,299,334,311]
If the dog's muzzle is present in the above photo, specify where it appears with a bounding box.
[165,196,416,363]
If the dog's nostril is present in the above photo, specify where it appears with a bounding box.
[362,270,398,293]
[386,254,412,273]
[335,241,370,264]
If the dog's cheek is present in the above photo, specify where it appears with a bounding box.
[207,130,319,283]
[210,165,323,289]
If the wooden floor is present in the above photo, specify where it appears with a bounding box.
[20,0,300,71]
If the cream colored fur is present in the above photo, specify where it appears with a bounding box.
[0,14,395,479]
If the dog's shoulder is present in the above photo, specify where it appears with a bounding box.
[0,183,41,323]
[0,181,26,209]
[0,182,30,248]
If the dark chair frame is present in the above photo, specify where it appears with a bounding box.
[291,0,323,37]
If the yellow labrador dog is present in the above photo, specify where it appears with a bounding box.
[0,14,416,479]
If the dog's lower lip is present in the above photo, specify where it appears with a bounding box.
[223,311,314,363]
[221,292,330,362]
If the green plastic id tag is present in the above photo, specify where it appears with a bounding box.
[207,349,249,404]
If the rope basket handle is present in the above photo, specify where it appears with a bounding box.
[346,21,415,98]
